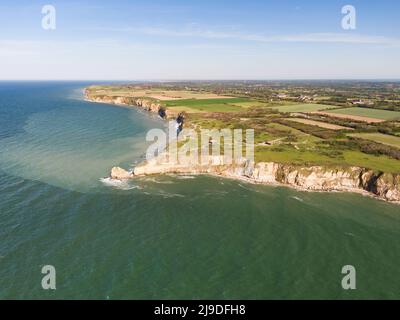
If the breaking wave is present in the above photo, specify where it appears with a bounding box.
[99,177,141,190]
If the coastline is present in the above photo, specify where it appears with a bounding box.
[84,89,400,204]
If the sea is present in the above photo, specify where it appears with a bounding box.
[0,81,400,299]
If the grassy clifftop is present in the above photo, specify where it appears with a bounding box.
[86,84,400,174]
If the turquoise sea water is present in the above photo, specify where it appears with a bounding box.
[1,82,400,299]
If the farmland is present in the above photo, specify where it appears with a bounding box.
[286,118,352,130]
[325,107,400,121]
[86,81,400,173]
[268,103,335,113]
[86,86,234,101]
[312,111,385,123]
[164,98,250,112]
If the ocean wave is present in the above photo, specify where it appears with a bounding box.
[99,177,142,190]
[176,175,196,180]
[155,191,186,198]
[138,189,186,198]
[139,177,174,184]
[291,196,304,202]
[345,232,355,237]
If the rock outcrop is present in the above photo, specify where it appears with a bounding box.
[110,167,133,179]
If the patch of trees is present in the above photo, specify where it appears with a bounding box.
[277,119,343,139]
[303,115,400,137]
[327,138,400,160]
[303,114,367,130]
[358,104,400,112]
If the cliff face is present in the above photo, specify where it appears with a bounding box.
[86,89,399,203]
[85,91,177,118]
[111,156,400,203]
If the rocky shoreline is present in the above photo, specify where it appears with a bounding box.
[85,90,400,203]
[111,156,400,203]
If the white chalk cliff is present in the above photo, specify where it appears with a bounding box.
[111,155,400,203]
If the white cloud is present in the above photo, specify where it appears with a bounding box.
[1,29,399,79]
[0,40,41,56]
[105,26,400,46]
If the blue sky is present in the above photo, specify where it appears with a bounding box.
[0,0,399,80]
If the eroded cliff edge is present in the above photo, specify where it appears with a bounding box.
[85,90,175,118]
[85,90,400,203]
[111,157,400,203]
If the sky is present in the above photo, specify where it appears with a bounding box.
[0,0,399,80]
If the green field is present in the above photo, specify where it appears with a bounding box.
[255,147,400,173]
[348,133,400,149]
[328,107,400,120]
[89,84,400,174]
[269,103,334,113]
[231,101,271,108]
[164,98,250,112]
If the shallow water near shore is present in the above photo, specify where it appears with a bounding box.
[1,82,400,299]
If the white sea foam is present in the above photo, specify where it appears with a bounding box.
[99,177,141,190]
[176,175,196,180]
[291,196,304,202]
[140,177,174,184]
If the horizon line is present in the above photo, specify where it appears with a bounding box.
[1,78,400,82]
